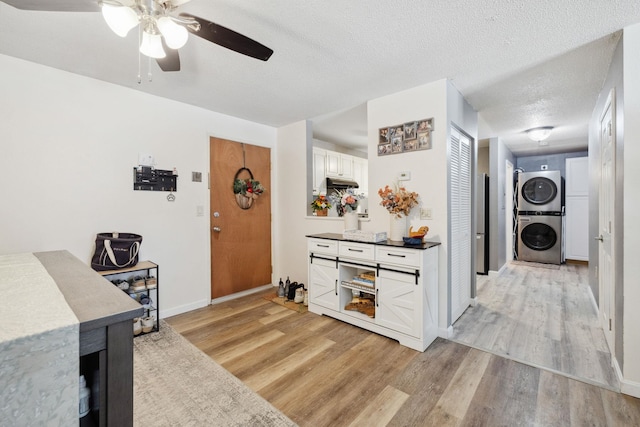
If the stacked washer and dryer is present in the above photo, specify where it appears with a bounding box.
[516,171,564,264]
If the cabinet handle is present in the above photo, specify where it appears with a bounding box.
[376,288,379,307]
[387,253,406,258]
[348,248,363,252]
[317,244,330,248]
[335,279,338,295]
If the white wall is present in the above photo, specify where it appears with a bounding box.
[366,79,477,331]
[0,54,276,318]
[622,23,640,390]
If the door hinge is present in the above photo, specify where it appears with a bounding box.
[609,318,612,331]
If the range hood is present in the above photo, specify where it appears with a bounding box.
[326,177,359,190]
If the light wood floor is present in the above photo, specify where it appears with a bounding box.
[451,261,618,390]
[166,289,640,426]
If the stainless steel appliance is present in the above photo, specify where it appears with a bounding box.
[476,174,489,274]
[517,213,563,264]
[517,170,562,212]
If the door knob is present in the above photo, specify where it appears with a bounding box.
[212,226,221,232]
[594,235,603,242]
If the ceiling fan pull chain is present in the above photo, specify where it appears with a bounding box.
[148,56,153,82]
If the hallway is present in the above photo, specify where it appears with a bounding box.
[450,261,618,390]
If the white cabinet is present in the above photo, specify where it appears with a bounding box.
[352,157,368,196]
[307,236,439,351]
[326,152,354,179]
[312,148,327,195]
[565,157,589,261]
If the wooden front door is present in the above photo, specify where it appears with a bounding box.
[210,137,272,300]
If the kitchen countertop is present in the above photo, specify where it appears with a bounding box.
[306,233,441,250]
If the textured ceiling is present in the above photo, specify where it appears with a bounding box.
[1,1,639,156]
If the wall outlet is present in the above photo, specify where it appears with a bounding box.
[420,208,432,220]
[138,153,154,167]
[192,171,202,182]
[196,206,204,217]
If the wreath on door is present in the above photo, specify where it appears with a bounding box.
[233,167,265,210]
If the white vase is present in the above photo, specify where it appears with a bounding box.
[344,211,359,231]
[389,215,406,241]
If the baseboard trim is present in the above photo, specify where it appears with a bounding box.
[439,325,453,339]
[612,358,640,398]
[488,263,507,278]
[161,299,210,319]
[210,284,274,305]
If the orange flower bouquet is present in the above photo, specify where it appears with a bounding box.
[378,184,419,218]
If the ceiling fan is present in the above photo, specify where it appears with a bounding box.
[0,0,274,72]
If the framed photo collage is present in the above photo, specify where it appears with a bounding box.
[378,118,434,156]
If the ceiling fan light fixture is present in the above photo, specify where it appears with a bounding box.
[140,30,166,59]
[157,16,189,49]
[101,4,139,37]
[526,126,554,142]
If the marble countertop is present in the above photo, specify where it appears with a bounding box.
[306,233,441,250]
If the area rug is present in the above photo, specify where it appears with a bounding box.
[133,321,297,427]
[511,260,561,270]
[262,293,308,313]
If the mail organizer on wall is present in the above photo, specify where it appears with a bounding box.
[133,167,178,191]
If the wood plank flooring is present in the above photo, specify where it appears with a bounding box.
[451,262,618,389]
[166,289,640,426]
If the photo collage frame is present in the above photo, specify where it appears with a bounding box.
[378,118,434,156]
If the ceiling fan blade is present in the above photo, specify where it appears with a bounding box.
[0,0,100,11]
[179,13,273,61]
[156,41,181,72]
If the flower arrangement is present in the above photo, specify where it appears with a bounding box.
[233,178,265,199]
[378,184,419,218]
[331,189,361,217]
[310,195,332,212]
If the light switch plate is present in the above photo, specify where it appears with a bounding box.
[398,171,411,181]
[420,208,432,220]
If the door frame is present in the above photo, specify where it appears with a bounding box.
[505,160,514,263]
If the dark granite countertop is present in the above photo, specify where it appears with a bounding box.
[306,233,441,250]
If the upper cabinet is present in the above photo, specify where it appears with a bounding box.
[326,151,354,179]
[352,157,368,196]
[312,147,367,196]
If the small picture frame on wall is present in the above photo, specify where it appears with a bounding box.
[417,131,432,150]
[378,143,392,155]
[379,127,389,144]
[391,136,403,153]
[377,117,434,156]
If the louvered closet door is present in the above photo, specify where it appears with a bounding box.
[449,127,472,324]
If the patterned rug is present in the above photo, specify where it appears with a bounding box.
[133,321,297,427]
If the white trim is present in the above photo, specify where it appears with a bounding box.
[588,283,599,315]
[615,357,640,398]
[210,284,275,305]
[470,296,478,307]
[160,299,210,319]
[488,262,507,278]
[439,325,454,338]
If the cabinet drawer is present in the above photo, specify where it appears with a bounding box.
[339,241,374,260]
[375,246,420,267]
[308,238,338,255]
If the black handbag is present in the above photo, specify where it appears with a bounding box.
[91,232,142,271]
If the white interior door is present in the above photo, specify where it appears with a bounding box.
[598,90,615,353]
[450,127,472,324]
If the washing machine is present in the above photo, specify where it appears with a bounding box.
[517,170,562,212]
[517,213,563,264]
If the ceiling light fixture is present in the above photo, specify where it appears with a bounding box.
[99,0,199,59]
[526,126,554,142]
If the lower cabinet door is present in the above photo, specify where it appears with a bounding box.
[376,269,420,337]
[309,257,339,310]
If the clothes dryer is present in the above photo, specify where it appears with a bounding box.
[517,213,563,264]
[517,170,562,212]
